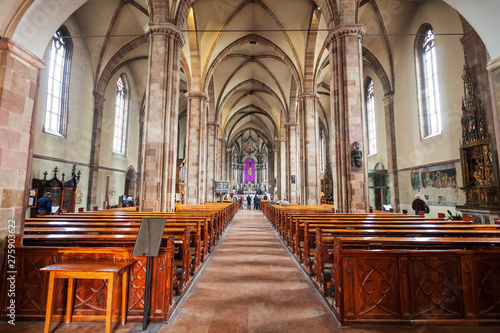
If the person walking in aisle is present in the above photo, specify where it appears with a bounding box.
[247,195,252,210]
[254,195,260,210]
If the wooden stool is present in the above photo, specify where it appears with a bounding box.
[41,260,136,333]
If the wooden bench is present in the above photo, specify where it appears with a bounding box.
[26,217,211,262]
[262,204,500,326]
[283,215,452,253]
[22,222,199,296]
[313,226,500,295]
[1,203,237,323]
[295,221,489,272]
[326,236,500,325]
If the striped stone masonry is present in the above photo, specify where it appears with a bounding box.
[87,92,105,209]
[327,24,369,213]
[141,23,184,212]
[285,122,299,203]
[0,38,44,249]
[298,93,321,205]
[184,92,209,204]
[205,122,219,202]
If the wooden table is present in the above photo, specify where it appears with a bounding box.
[41,259,136,333]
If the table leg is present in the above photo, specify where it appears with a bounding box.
[121,269,129,326]
[66,277,75,324]
[44,272,56,333]
[105,274,115,333]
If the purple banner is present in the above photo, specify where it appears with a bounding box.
[244,159,255,183]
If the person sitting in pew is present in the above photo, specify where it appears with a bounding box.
[269,198,276,205]
[281,198,290,207]
[122,196,135,207]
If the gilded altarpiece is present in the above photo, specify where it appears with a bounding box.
[458,64,500,223]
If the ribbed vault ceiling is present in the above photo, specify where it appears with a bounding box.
[4,0,486,150]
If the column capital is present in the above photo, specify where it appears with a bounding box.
[185,91,209,101]
[207,122,220,127]
[284,122,298,127]
[298,92,320,101]
[487,56,500,72]
[326,24,367,48]
[144,22,185,47]
[0,38,45,70]
[382,92,394,105]
[93,90,106,104]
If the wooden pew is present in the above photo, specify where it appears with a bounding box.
[294,220,484,272]
[312,226,500,296]
[284,215,451,252]
[2,203,237,323]
[262,204,500,326]
[26,216,211,261]
[291,218,473,265]
[22,225,197,296]
[0,242,177,323]
[326,236,500,325]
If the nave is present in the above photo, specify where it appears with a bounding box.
[3,209,500,333]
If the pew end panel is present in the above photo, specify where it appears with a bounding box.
[332,237,500,325]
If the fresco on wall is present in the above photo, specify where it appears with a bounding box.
[405,164,460,208]
[410,171,421,190]
[421,164,457,189]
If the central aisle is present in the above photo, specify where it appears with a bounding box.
[160,209,338,333]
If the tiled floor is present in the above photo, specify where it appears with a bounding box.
[2,209,499,332]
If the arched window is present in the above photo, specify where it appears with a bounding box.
[113,74,129,155]
[44,26,72,136]
[365,78,377,155]
[415,24,441,138]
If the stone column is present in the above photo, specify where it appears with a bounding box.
[206,122,219,202]
[141,23,184,212]
[184,92,208,204]
[383,94,400,211]
[285,123,299,202]
[226,147,232,182]
[218,138,225,180]
[87,91,105,209]
[280,137,285,198]
[298,93,321,205]
[328,24,369,213]
[487,57,500,166]
[268,147,275,193]
[0,39,44,241]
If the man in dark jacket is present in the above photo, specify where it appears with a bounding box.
[411,194,425,215]
[36,192,52,215]
[246,195,252,210]
[254,195,260,210]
